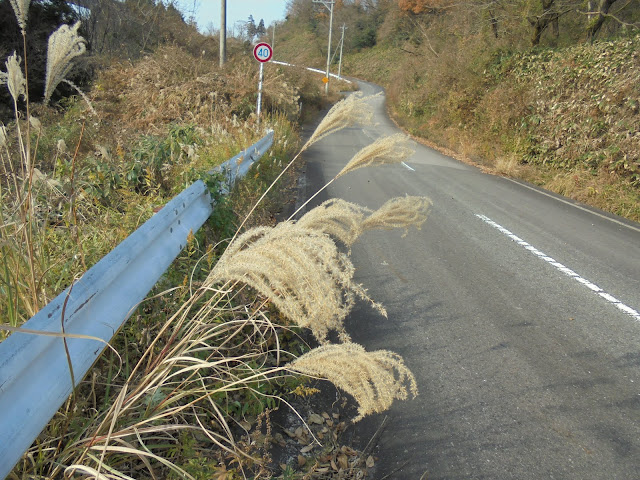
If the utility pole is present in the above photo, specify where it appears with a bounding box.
[338,23,346,79]
[220,0,226,67]
[313,0,335,95]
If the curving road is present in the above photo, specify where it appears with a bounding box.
[297,81,640,479]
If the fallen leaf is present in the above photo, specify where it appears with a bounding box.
[301,444,315,453]
[309,413,324,425]
[298,455,307,467]
[338,454,349,470]
[366,456,375,468]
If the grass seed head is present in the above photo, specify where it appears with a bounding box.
[288,343,418,422]
[305,92,374,148]
[44,22,86,103]
[296,198,372,246]
[361,195,432,237]
[9,0,30,33]
[1,52,26,104]
[208,222,361,343]
[337,133,414,178]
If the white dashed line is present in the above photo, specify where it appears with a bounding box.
[476,214,640,322]
[401,162,415,171]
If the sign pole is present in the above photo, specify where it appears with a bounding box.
[257,61,264,128]
[252,42,273,130]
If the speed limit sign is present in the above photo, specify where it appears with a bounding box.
[253,43,273,63]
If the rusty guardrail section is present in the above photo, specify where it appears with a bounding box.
[0,130,274,479]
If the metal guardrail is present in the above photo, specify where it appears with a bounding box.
[0,130,274,479]
[212,129,275,192]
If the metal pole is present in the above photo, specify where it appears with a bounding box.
[220,0,226,67]
[325,2,333,94]
[257,61,264,128]
[272,23,276,52]
[313,0,335,95]
[338,24,346,79]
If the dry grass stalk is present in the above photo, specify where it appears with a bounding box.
[208,222,364,343]
[296,195,432,245]
[288,133,415,221]
[361,195,432,237]
[295,198,371,246]
[1,52,26,104]
[288,343,418,422]
[337,133,413,178]
[9,0,30,33]
[44,22,86,103]
[304,92,375,148]
[232,93,377,240]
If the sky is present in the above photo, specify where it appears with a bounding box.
[179,0,290,34]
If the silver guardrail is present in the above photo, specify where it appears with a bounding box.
[0,130,274,479]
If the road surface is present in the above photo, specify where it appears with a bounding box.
[297,81,640,479]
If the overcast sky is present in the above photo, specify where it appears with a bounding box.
[179,0,289,34]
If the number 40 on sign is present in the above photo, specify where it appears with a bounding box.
[253,43,273,63]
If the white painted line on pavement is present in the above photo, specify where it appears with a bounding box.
[475,214,640,322]
[402,162,415,171]
[503,177,640,234]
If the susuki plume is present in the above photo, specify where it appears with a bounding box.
[305,92,374,148]
[208,222,366,343]
[296,198,371,246]
[361,195,432,237]
[288,343,418,421]
[296,196,432,245]
[1,53,26,104]
[337,133,413,178]
[9,0,30,33]
[44,22,86,103]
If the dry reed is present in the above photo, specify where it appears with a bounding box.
[9,0,30,33]
[361,195,432,237]
[295,198,370,246]
[207,222,364,343]
[44,22,86,103]
[288,343,418,422]
[337,133,413,178]
[304,92,375,149]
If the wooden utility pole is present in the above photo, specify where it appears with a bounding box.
[338,24,346,79]
[220,0,227,67]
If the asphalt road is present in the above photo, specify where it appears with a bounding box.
[297,81,640,479]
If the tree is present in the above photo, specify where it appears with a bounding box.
[585,0,623,42]
[397,0,451,14]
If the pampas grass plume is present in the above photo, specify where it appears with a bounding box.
[44,22,86,103]
[1,52,26,104]
[208,222,359,343]
[296,198,371,246]
[305,92,374,148]
[362,195,432,237]
[288,343,418,421]
[337,133,413,178]
[9,0,30,33]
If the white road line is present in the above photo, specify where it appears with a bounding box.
[503,177,640,234]
[402,161,415,171]
[475,214,640,322]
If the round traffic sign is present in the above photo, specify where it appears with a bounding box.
[253,43,273,63]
